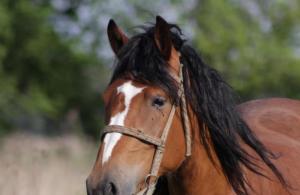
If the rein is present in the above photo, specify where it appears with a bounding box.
[101,63,192,195]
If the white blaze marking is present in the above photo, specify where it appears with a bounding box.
[102,81,145,165]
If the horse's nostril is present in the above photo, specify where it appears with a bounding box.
[103,182,118,195]
[86,179,93,195]
[86,177,119,195]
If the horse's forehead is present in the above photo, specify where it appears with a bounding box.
[116,81,145,98]
[103,79,141,104]
[108,80,146,122]
[106,79,145,94]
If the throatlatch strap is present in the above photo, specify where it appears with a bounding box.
[178,63,192,156]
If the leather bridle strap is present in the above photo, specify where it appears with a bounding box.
[142,104,177,193]
[101,106,176,195]
[102,105,177,195]
[178,63,192,156]
[102,125,163,147]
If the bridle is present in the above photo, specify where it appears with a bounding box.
[101,63,192,195]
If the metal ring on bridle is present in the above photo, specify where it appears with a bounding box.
[144,174,158,186]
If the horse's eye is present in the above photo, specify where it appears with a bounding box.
[152,96,166,108]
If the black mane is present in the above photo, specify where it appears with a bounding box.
[110,24,288,195]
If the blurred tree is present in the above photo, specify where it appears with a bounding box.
[0,0,299,138]
[76,0,300,100]
[191,0,300,100]
[0,0,105,138]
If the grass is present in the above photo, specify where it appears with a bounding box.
[0,133,98,195]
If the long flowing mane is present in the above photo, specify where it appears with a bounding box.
[109,23,288,195]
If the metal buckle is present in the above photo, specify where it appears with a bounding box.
[144,174,158,187]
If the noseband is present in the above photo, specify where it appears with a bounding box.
[101,63,192,195]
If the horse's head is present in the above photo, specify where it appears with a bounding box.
[86,16,188,195]
[86,15,290,195]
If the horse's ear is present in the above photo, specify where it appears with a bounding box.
[107,19,129,56]
[154,16,172,60]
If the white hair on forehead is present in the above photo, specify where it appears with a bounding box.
[102,81,145,165]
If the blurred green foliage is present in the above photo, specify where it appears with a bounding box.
[193,0,300,99]
[0,0,299,138]
[0,0,105,137]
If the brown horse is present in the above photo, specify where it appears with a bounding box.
[86,16,300,195]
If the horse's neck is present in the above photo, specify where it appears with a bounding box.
[168,121,234,195]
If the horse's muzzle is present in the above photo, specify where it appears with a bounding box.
[86,177,120,195]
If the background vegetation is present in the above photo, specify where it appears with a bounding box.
[0,0,300,138]
[0,0,299,194]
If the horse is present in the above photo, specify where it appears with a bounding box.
[86,16,300,195]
